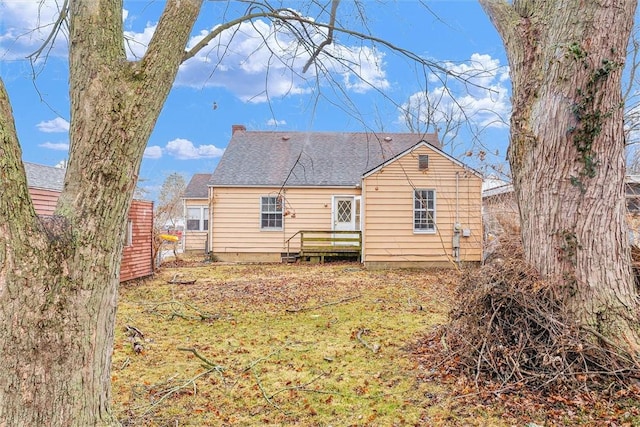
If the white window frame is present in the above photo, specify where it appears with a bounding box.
[186,206,208,232]
[260,195,283,230]
[413,189,436,233]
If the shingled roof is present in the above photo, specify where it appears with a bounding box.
[184,173,211,198]
[210,128,440,187]
[24,162,66,191]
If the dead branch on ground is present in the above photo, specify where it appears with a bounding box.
[177,347,225,373]
[132,369,217,417]
[437,232,640,392]
[167,273,197,284]
[356,328,380,353]
[144,300,220,322]
[252,368,290,415]
[124,325,145,354]
[285,294,361,313]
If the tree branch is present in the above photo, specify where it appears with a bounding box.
[182,10,280,63]
[141,0,203,85]
[302,0,340,73]
[0,79,38,234]
[27,0,69,63]
[478,0,521,54]
[179,3,476,87]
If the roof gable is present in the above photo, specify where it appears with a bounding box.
[362,141,483,179]
[210,130,441,187]
[184,173,211,198]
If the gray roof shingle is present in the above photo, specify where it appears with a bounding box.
[184,173,211,198]
[24,162,65,191]
[210,130,440,187]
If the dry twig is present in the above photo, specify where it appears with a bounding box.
[145,300,219,322]
[356,328,380,353]
[285,294,361,313]
[439,232,640,391]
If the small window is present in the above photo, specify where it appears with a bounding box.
[414,189,436,232]
[187,206,207,231]
[418,155,429,170]
[261,196,283,229]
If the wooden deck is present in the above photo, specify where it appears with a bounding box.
[286,230,362,263]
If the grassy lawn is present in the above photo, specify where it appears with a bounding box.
[112,260,505,426]
[112,260,640,426]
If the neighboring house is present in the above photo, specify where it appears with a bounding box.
[24,162,154,282]
[622,175,640,245]
[182,173,211,252]
[207,125,483,268]
[482,176,640,245]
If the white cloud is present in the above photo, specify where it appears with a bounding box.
[0,1,67,60]
[124,23,156,60]
[164,138,224,160]
[400,53,511,135]
[334,46,389,94]
[173,17,389,102]
[267,118,287,126]
[39,141,69,151]
[36,117,69,133]
[143,145,163,159]
[3,3,389,102]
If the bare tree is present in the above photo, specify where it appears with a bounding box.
[398,53,511,181]
[153,173,186,264]
[480,0,640,358]
[156,173,186,230]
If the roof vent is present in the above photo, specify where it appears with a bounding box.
[384,136,392,142]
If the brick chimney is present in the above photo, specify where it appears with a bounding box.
[232,124,246,134]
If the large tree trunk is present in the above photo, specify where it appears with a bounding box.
[0,1,202,425]
[480,0,640,357]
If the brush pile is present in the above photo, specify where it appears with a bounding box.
[442,234,640,391]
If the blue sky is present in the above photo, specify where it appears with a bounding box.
[0,1,511,200]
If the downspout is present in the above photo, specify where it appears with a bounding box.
[453,171,461,265]
[282,190,286,256]
[360,180,365,265]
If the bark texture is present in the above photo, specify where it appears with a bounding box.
[0,0,202,425]
[480,0,640,357]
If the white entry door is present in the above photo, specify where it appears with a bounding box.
[334,196,355,232]
[333,196,360,246]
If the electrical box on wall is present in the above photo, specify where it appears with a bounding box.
[462,228,471,237]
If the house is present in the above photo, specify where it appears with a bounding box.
[481,176,640,246]
[206,125,483,268]
[182,173,211,252]
[24,162,154,282]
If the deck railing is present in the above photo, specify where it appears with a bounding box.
[285,230,362,262]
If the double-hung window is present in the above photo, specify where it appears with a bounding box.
[414,189,436,232]
[186,206,208,231]
[261,196,283,229]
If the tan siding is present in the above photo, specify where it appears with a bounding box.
[211,187,359,259]
[184,231,208,253]
[28,187,153,281]
[183,198,209,251]
[362,145,482,265]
